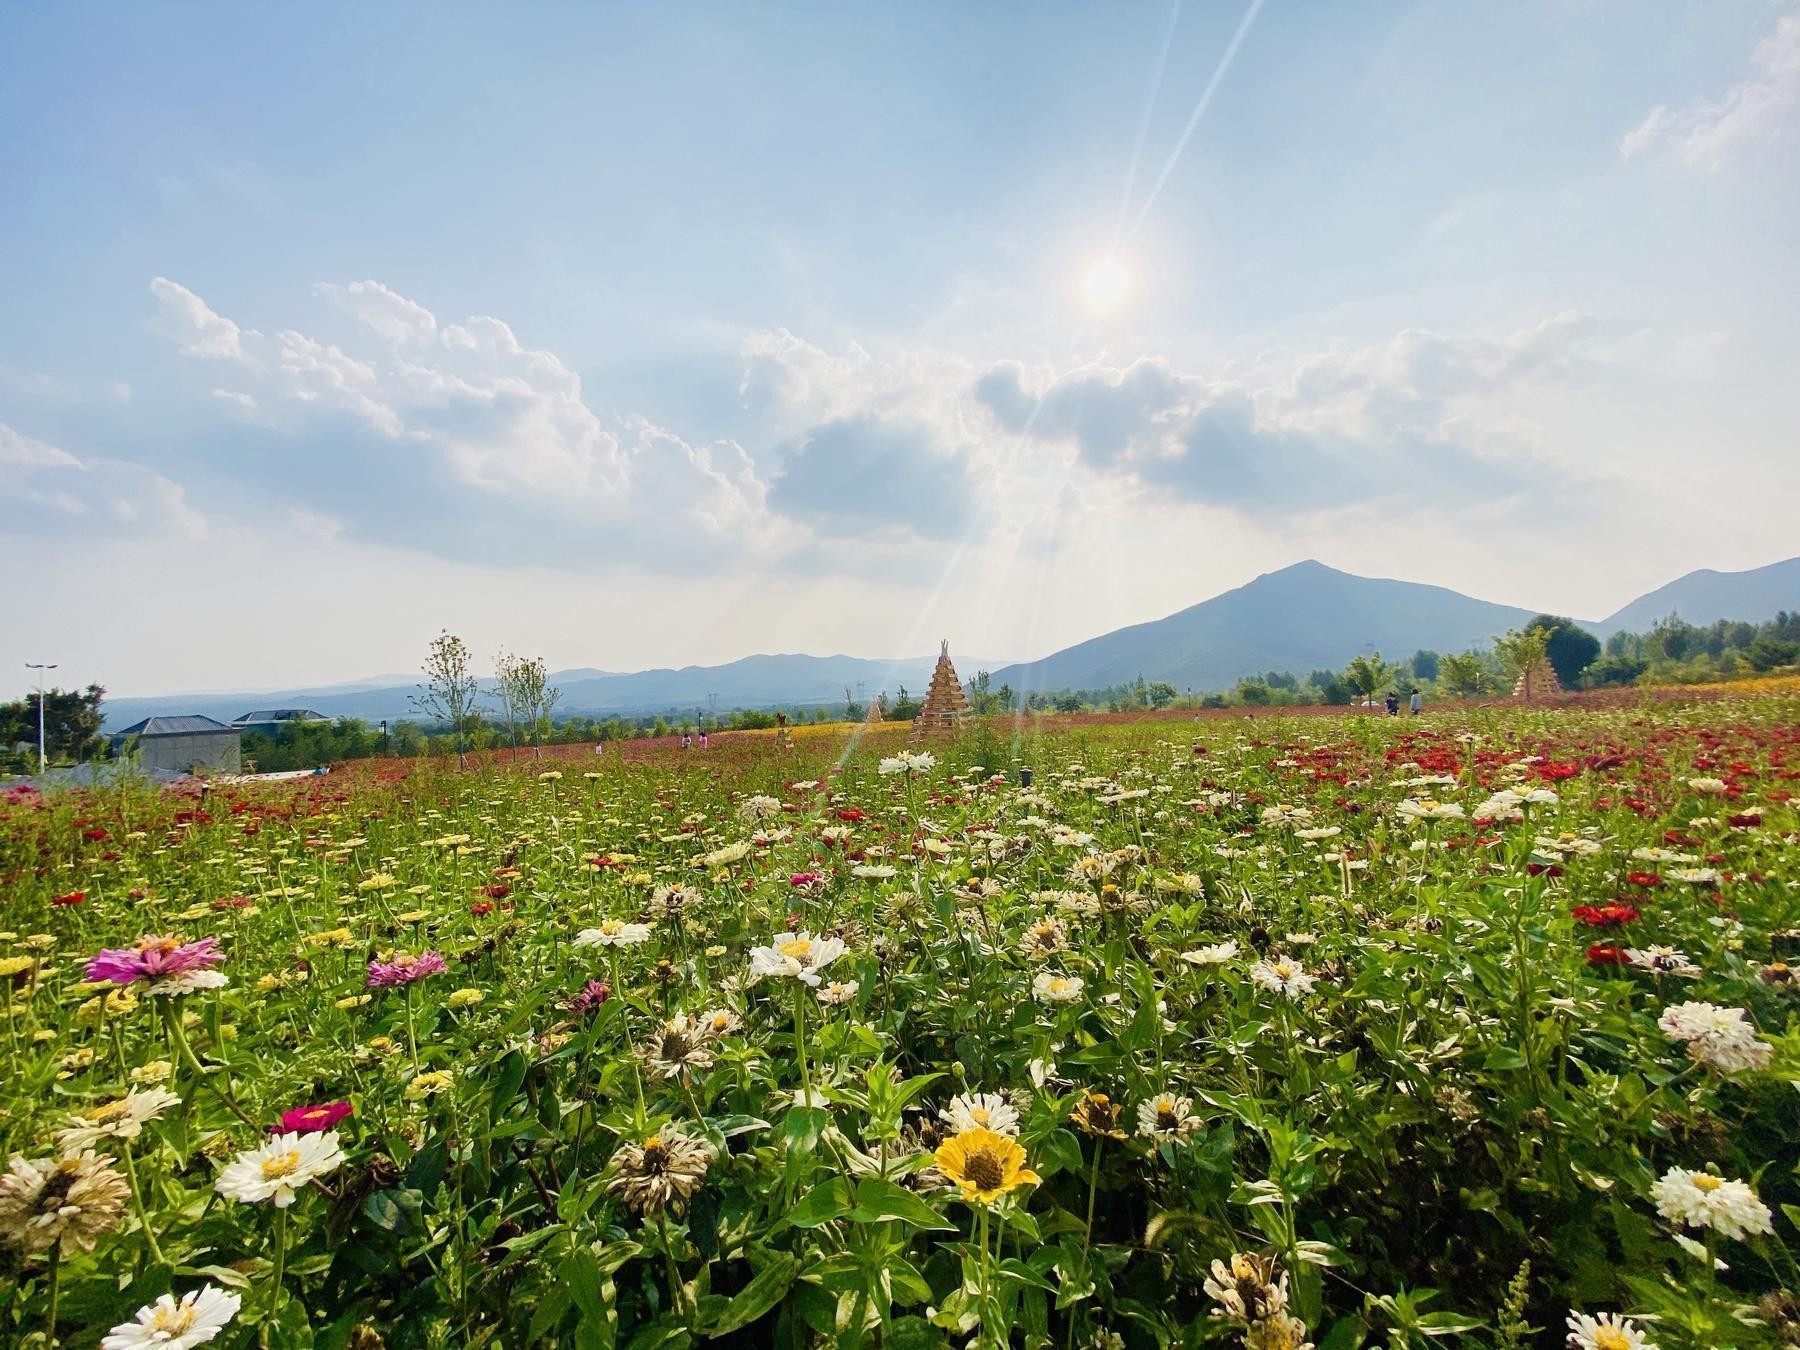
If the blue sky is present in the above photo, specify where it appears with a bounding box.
[4,2,1798,693]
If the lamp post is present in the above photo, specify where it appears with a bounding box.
[25,662,58,774]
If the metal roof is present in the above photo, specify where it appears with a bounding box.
[111,715,239,738]
[233,709,330,725]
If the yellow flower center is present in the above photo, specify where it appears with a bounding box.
[261,1150,303,1180]
[969,1107,990,1124]
[777,938,813,959]
[151,1306,198,1333]
[962,1149,1006,1192]
[90,1099,133,1124]
[1048,979,1069,994]
[1692,1174,1723,1192]
[1593,1330,1632,1350]
[1272,964,1294,979]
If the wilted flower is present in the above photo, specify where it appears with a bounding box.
[0,1150,131,1252]
[1070,1091,1127,1139]
[605,1128,714,1217]
[1137,1092,1202,1141]
[1658,1001,1772,1073]
[640,1015,716,1080]
[101,1285,243,1350]
[737,794,783,822]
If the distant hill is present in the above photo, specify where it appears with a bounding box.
[1593,557,1800,636]
[99,652,1017,732]
[989,561,1540,694]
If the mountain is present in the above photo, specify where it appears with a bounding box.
[1593,557,1800,636]
[98,653,1017,731]
[989,561,1540,695]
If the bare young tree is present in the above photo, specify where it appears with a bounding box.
[513,656,562,757]
[492,651,528,757]
[412,630,481,768]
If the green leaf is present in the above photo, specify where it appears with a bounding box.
[708,1252,798,1336]
[849,1178,954,1230]
[488,1048,529,1116]
[784,1178,854,1228]
[882,1315,949,1348]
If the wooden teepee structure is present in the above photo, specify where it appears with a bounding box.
[864,692,885,724]
[1511,655,1561,699]
[910,640,973,743]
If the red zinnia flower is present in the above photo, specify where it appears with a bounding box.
[470,901,494,917]
[1585,943,1631,967]
[1625,872,1662,889]
[1572,902,1639,928]
[272,1101,353,1134]
[52,890,86,907]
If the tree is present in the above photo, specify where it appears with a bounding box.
[0,684,105,766]
[492,651,528,752]
[1410,649,1440,682]
[1526,614,1600,689]
[1146,681,1178,709]
[1436,651,1487,698]
[1493,624,1555,699]
[412,631,481,767]
[511,656,561,757]
[1235,678,1273,706]
[1343,652,1396,706]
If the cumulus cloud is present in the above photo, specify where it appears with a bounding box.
[971,315,1599,516]
[769,417,978,541]
[1622,14,1800,169]
[0,421,207,540]
[147,278,776,562]
[149,277,257,363]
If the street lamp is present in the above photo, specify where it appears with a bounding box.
[25,662,58,774]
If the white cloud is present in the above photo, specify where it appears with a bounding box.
[316,280,438,345]
[1622,14,1800,169]
[0,421,207,540]
[148,277,257,363]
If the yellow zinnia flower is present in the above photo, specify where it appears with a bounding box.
[934,1127,1039,1206]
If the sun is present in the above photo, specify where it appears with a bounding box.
[1082,256,1128,308]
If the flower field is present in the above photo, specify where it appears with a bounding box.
[3,700,1800,1349]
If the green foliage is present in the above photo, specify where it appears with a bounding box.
[1526,614,1602,688]
[0,683,105,768]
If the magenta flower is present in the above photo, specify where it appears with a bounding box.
[271,1101,354,1134]
[85,935,226,990]
[366,950,447,988]
[567,979,611,1017]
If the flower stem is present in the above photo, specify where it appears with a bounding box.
[162,1001,257,1128]
[43,1240,61,1345]
[791,981,812,1108]
[1080,1136,1103,1256]
[265,1206,288,1343]
[120,1142,170,1267]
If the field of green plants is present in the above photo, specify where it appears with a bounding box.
[3,700,1798,1350]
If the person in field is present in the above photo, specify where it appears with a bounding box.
[1384,691,1400,716]
[1409,688,1423,716]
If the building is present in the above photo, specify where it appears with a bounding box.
[110,715,242,775]
[233,709,330,735]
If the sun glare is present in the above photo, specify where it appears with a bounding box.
[1082,256,1129,308]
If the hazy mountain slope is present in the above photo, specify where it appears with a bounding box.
[1595,557,1800,635]
[990,561,1540,693]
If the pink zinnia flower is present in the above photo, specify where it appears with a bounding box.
[567,979,611,1017]
[366,950,447,988]
[86,935,226,988]
[272,1101,353,1134]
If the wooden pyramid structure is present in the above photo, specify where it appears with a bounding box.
[909,640,972,743]
[1511,655,1561,699]
[864,692,885,724]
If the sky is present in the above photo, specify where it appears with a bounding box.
[3,2,1798,697]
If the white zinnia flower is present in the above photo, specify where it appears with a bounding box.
[1650,1167,1773,1240]
[815,980,859,1006]
[1136,1092,1202,1139]
[1031,971,1085,1003]
[1396,799,1466,822]
[941,1092,1020,1137]
[747,931,846,987]
[215,1130,346,1208]
[1565,1310,1655,1350]
[574,920,653,948]
[102,1285,243,1350]
[737,794,783,823]
[1249,960,1316,997]
[1657,1001,1772,1073]
[1178,940,1239,966]
[56,1087,182,1152]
